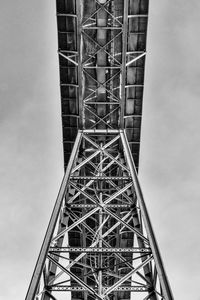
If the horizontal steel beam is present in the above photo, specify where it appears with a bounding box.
[83,129,120,134]
[128,14,148,18]
[70,204,131,208]
[49,286,149,292]
[83,66,121,69]
[57,14,77,17]
[124,114,142,118]
[82,26,122,30]
[49,247,151,253]
[70,176,131,180]
[85,101,119,105]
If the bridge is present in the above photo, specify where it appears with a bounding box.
[26,1,173,300]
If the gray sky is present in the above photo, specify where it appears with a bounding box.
[0,1,200,299]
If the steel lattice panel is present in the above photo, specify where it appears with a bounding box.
[26,1,174,300]
[56,0,148,170]
[26,132,173,300]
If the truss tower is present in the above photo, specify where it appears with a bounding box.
[26,1,174,300]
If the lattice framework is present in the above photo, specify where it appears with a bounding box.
[26,1,173,300]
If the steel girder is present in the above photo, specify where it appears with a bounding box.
[26,1,174,300]
[26,131,173,300]
[57,0,148,170]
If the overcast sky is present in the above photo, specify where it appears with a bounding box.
[1,1,200,299]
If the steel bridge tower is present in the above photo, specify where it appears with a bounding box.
[26,1,173,300]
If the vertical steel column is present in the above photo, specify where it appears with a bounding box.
[120,130,174,300]
[120,0,128,128]
[76,0,83,129]
[98,146,103,296]
[26,131,82,300]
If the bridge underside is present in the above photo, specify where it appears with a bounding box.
[26,1,173,300]
[57,0,148,171]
